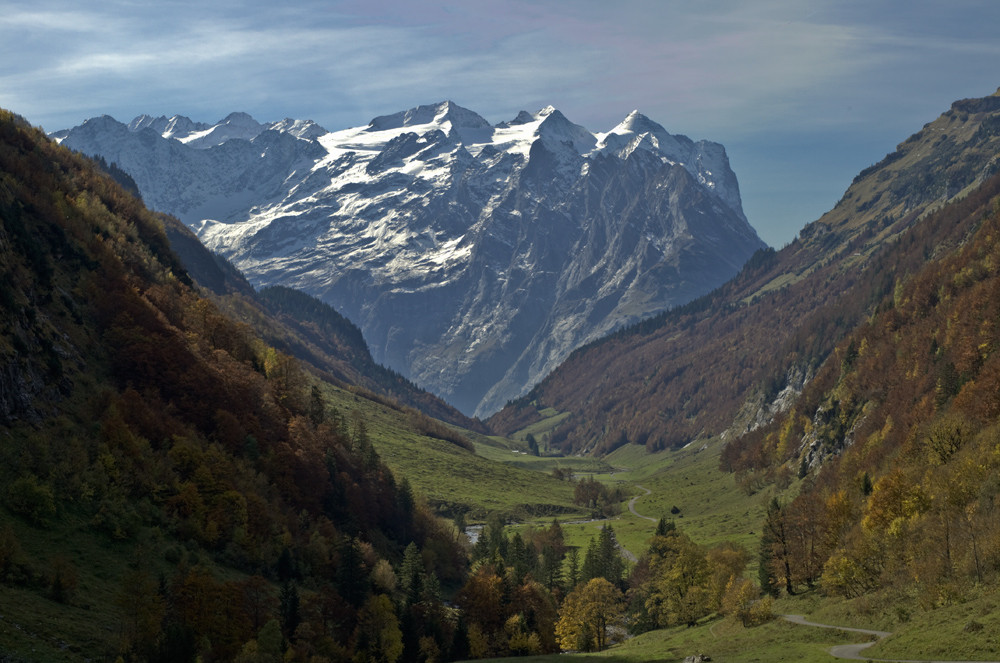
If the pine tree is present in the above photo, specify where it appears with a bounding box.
[540,545,564,591]
[758,523,778,597]
[279,581,301,638]
[596,525,624,587]
[400,542,424,607]
[337,538,368,607]
[655,517,675,537]
[581,536,599,583]
[565,547,581,590]
[308,385,326,427]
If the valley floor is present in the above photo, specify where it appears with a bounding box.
[486,435,1000,663]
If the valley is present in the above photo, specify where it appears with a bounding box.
[7,86,1000,663]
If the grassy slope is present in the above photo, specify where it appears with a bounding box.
[781,590,1000,662]
[0,508,191,661]
[474,614,872,663]
[318,383,587,521]
[504,424,777,567]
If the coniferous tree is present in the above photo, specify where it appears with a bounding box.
[450,614,471,661]
[758,523,779,598]
[279,581,301,639]
[597,525,625,588]
[655,518,675,537]
[509,532,532,582]
[336,538,368,607]
[581,536,600,584]
[276,547,297,582]
[399,542,424,607]
[539,545,564,591]
[308,385,326,427]
[565,547,581,590]
[580,526,624,588]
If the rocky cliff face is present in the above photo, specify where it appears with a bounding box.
[56,102,765,416]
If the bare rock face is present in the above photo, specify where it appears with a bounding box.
[57,102,765,416]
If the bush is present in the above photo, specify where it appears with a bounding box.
[6,475,56,525]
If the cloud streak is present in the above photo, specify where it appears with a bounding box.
[2,0,999,245]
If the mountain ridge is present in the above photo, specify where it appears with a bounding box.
[55,101,766,416]
[489,87,1000,453]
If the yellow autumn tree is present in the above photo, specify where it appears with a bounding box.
[354,594,403,663]
[555,577,624,652]
[720,577,772,626]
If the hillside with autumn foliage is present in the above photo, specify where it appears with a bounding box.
[0,109,476,660]
[489,89,1000,456]
[722,169,1000,605]
[148,210,483,433]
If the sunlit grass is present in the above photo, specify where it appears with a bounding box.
[320,384,587,521]
[471,612,872,663]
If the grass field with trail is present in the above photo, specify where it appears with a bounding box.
[471,606,876,663]
[501,429,783,566]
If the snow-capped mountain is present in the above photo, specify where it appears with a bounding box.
[55,101,766,416]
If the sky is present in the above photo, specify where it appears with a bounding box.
[3,0,1000,248]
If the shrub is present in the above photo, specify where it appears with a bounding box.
[6,474,56,525]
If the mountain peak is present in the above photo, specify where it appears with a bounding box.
[534,107,596,154]
[84,114,124,129]
[174,112,263,148]
[267,117,328,140]
[367,101,490,133]
[508,110,535,126]
[127,114,161,132]
[219,111,261,127]
[613,110,669,137]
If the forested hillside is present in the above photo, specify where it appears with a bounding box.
[723,169,1000,604]
[154,211,482,431]
[489,89,1000,456]
[0,109,467,661]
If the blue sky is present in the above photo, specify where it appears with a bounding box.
[3,0,1000,247]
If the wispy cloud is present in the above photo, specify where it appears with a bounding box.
[2,0,999,245]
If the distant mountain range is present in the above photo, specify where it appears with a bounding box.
[54,102,765,416]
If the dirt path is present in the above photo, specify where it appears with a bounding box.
[782,614,1000,663]
[629,485,657,522]
[614,485,658,563]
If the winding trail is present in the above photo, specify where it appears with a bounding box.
[782,614,1000,663]
[629,485,657,522]
[615,485,658,563]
